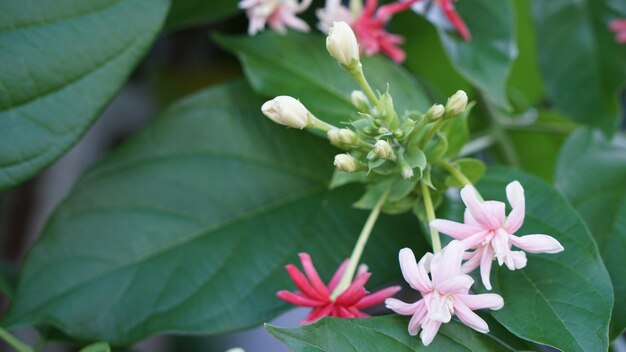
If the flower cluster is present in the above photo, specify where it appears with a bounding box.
[386,181,563,345]
[239,0,471,62]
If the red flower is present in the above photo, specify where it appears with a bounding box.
[352,0,418,63]
[277,252,401,324]
[439,0,471,41]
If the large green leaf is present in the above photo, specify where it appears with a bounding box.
[437,0,517,110]
[0,0,170,191]
[473,168,613,352]
[165,0,238,31]
[530,0,626,133]
[4,80,423,345]
[267,316,521,351]
[555,129,626,339]
[215,32,431,126]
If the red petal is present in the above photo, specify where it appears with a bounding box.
[285,264,328,301]
[301,304,334,324]
[441,0,472,41]
[298,253,329,297]
[277,290,325,307]
[328,259,349,292]
[355,285,401,309]
[335,272,371,305]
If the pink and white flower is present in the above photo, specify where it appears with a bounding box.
[431,181,564,290]
[277,252,401,324]
[316,0,353,33]
[385,241,504,346]
[352,0,418,63]
[240,0,312,35]
[610,19,626,44]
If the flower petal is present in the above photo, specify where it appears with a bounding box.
[399,248,433,292]
[385,297,423,316]
[299,253,329,296]
[460,230,489,249]
[453,300,489,333]
[302,304,333,324]
[285,264,327,301]
[430,240,465,286]
[510,234,564,254]
[335,272,371,305]
[460,185,501,229]
[407,300,428,336]
[456,293,504,310]
[430,219,482,240]
[328,259,349,292]
[492,229,511,266]
[356,285,401,309]
[504,180,525,233]
[480,246,494,290]
[276,290,325,307]
[437,274,474,295]
[461,248,482,273]
[420,319,442,346]
[511,250,527,269]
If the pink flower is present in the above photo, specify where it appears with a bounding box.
[412,0,471,41]
[240,0,312,35]
[352,0,418,63]
[316,0,354,33]
[431,181,564,290]
[610,19,626,44]
[277,252,401,324]
[385,241,504,346]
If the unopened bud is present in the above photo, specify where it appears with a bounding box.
[326,22,360,67]
[425,104,445,121]
[328,128,358,146]
[374,140,394,159]
[379,92,399,129]
[262,96,310,129]
[334,153,359,172]
[401,165,414,179]
[351,90,369,111]
[445,90,468,118]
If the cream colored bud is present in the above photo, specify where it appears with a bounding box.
[445,90,468,117]
[425,104,445,121]
[327,129,341,146]
[374,140,394,159]
[401,165,414,179]
[334,153,359,172]
[261,96,310,129]
[326,22,360,66]
[351,90,369,110]
[338,128,358,144]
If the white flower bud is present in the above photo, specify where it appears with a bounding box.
[374,140,394,159]
[401,165,414,179]
[338,128,358,144]
[334,153,359,172]
[425,103,445,121]
[261,96,310,129]
[445,90,468,117]
[351,90,369,110]
[326,22,360,67]
[327,129,341,146]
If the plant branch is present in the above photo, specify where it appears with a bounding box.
[420,181,441,253]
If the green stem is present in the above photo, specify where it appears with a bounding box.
[420,182,441,253]
[439,159,484,201]
[309,115,337,132]
[330,191,388,300]
[419,119,445,149]
[0,327,34,352]
[350,64,379,106]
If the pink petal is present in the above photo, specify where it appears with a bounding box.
[399,248,433,292]
[349,306,370,318]
[328,259,349,292]
[355,286,401,309]
[376,0,418,22]
[336,306,356,318]
[285,264,327,301]
[453,300,489,333]
[280,10,310,32]
[456,293,504,310]
[617,32,626,43]
[437,274,474,294]
[610,19,626,31]
[385,297,423,316]
[504,180,525,233]
[277,290,325,307]
[460,185,501,229]
[357,263,369,276]
[510,234,564,254]
[464,208,481,227]
[430,240,464,286]
[460,230,489,249]
[440,0,472,40]
[480,246,494,290]
[420,319,442,346]
[298,253,329,297]
[430,219,482,240]
[461,248,482,273]
[426,293,452,323]
[483,201,506,226]
[407,300,428,336]
[492,229,511,266]
[511,250,527,269]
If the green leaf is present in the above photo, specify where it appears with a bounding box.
[215,32,431,126]
[555,129,626,339]
[79,342,111,352]
[438,0,517,109]
[529,0,626,133]
[165,0,238,31]
[445,158,485,188]
[4,80,424,345]
[474,167,613,352]
[0,0,170,191]
[267,316,521,351]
